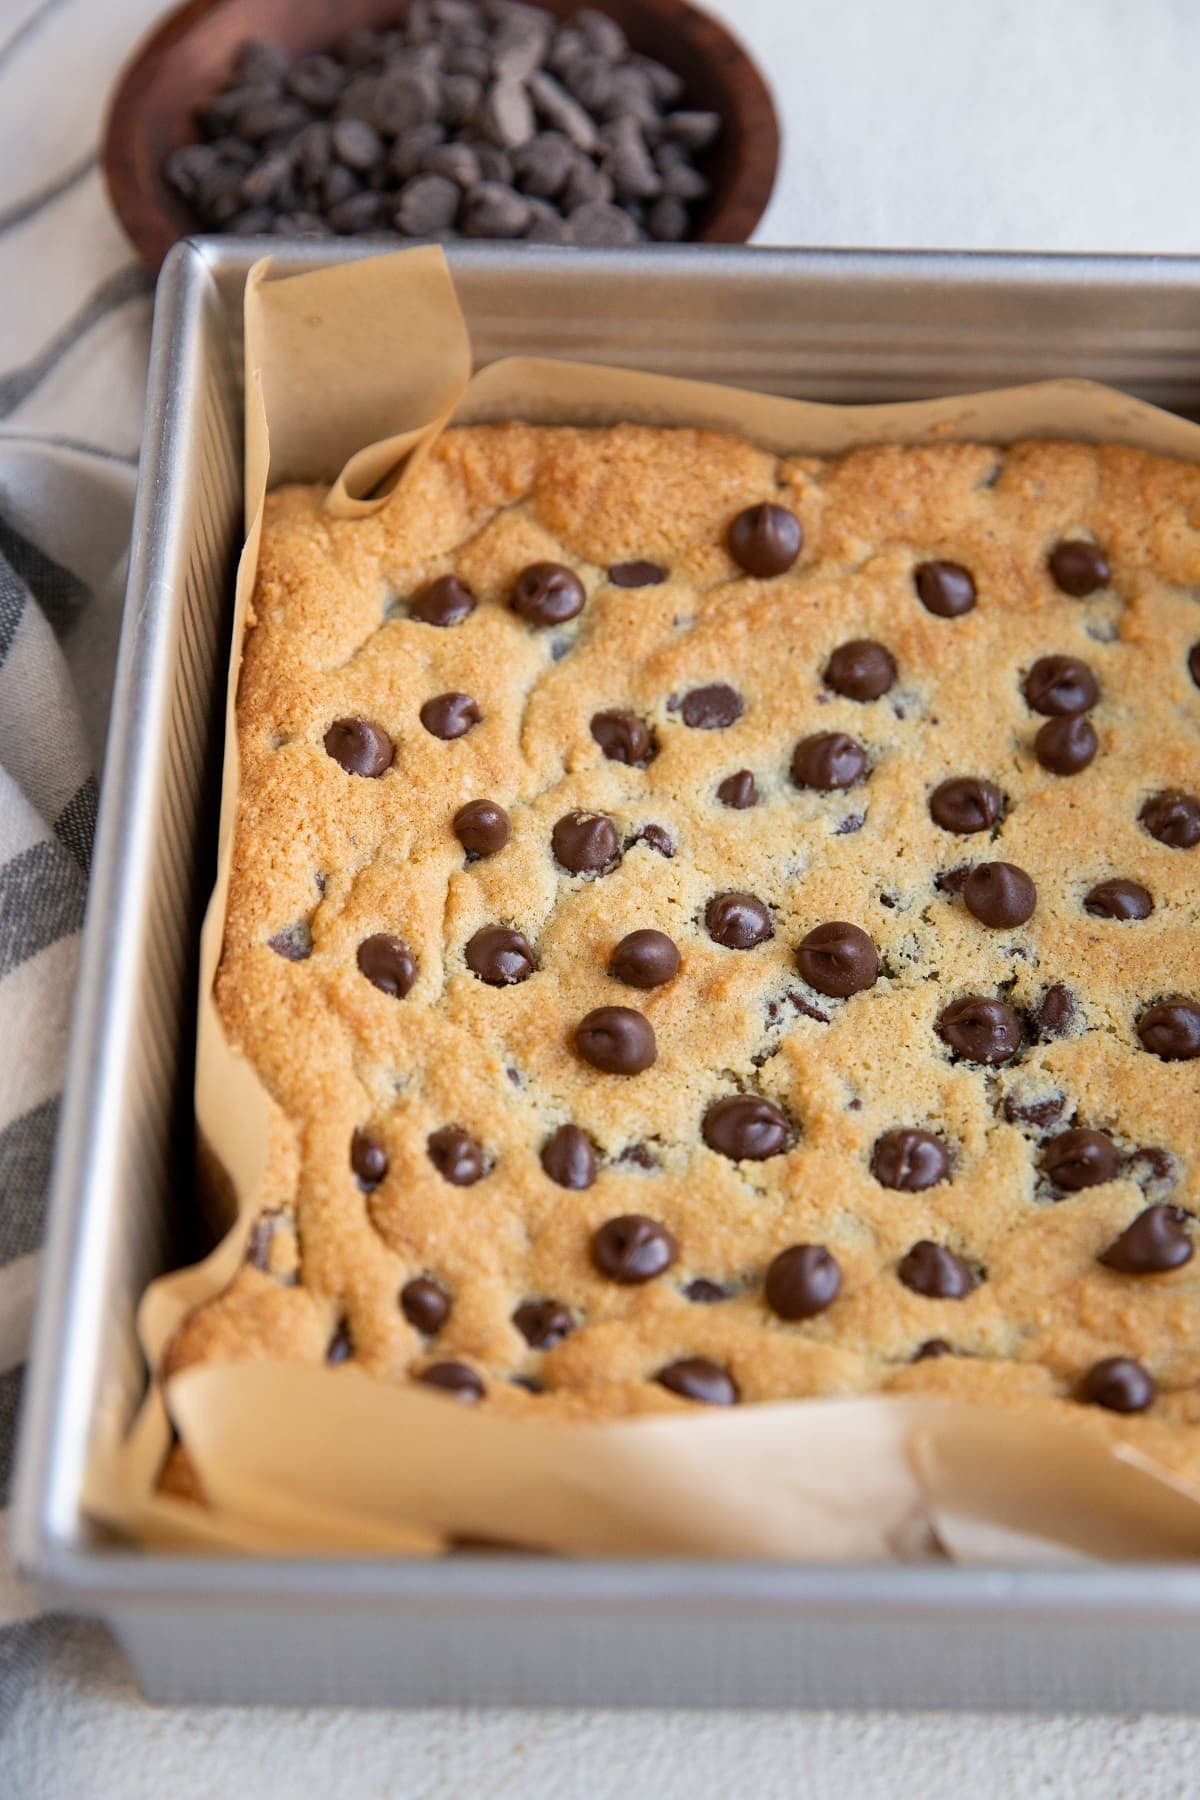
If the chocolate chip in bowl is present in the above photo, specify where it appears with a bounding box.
[103,0,780,268]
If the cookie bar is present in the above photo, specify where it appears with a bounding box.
[168,424,1200,1472]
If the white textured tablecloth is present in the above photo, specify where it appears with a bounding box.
[4,0,1200,1790]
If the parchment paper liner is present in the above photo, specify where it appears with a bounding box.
[83,247,1200,1561]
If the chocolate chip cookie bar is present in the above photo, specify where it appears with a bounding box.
[168,424,1200,1470]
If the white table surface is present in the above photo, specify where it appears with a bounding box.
[7,0,1200,1791]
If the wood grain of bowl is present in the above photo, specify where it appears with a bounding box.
[103,0,780,271]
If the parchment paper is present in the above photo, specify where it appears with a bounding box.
[86,246,1200,1561]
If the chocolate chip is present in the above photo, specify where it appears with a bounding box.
[566,199,640,245]
[420,692,481,739]
[513,1299,574,1348]
[1080,1356,1154,1413]
[914,561,976,617]
[410,574,476,626]
[764,1243,841,1319]
[702,1095,790,1160]
[608,559,666,586]
[655,1357,739,1404]
[717,770,758,809]
[453,799,510,858]
[1024,654,1099,716]
[1101,1205,1193,1275]
[871,1129,950,1191]
[426,1126,485,1186]
[824,639,897,701]
[419,1361,485,1402]
[401,1276,451,1334]
[617,1142,657,1171]
[938,996,1023,1064]
[1137,999,1200,1060]
[591,1214,677,1283]
[1035,714,1098,775]
[552,810,620,873]
[357,933,416,997]
[1140,790,1200,849]
[351,1128,388,1190]
[929,777,1003,834]
[590,709,655,765]
[1050,540,1110,596]
[727,503,803,577]
[324,717,393,776]
[1190,641,1200,688]
[635,823,674,857]
[1084,878,1153,920]
[326,1322,353,1365]
[1040,1128,1120,1192]
[511,561,585,625]
[540,1123,597,1189]
[1002,1091,1066,1128]
[268,921,312,961]
[684,1278,729,1303]
[1129,1147,1178,1189]
[898,1241,976,1299]
[1034,983,1076,1040]
[705,891,773,950]
[913,1338,952,1360]
[575,1005,656,1074]
[934,865,973,895]
[465,925,535,985]
[610,929,680,989]
[791,731,868,791]
[796,921,879,996]
[680,684,743,729]
[962,862,1037,928]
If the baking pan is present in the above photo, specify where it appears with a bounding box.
[14,240,1200,1709]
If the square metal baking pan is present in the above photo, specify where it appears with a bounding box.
[14,239,1200,1709]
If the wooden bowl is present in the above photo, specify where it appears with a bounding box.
[103,0,780,271]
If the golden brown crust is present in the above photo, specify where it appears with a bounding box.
[174,425,1200,1467]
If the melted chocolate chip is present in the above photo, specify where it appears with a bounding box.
[728,502,802,577]
[512,1299,574,1348]
[350,1128,388,1190]
[1002,1091,1066,1129]
[268,921,312,961]
[914,560,976,618]
[590,709,655,765]
[1084,878,1153,920]
[1080,1356,1154,1413]
[453,799,510,858]
[824,639,897,701]
[618,1143,658,1171]
[401,1276,451,1334]
[962,862,1037,928]
[938,996,1023,1064]
[420,692,481,740]
[717,769,758,809]
[656,1357,740,1404]
[929,777,1003,834]
[913,1338,952,1361]
[511,561,585,625]
[706,891,773,950]
[609,559,667,587]
[1190,642,1200,688]
[898,1240,976,1299]
[410,574,476,626]
[540,1123,597,1189]
[1101,1206,1193,1275]
[426,1126,485,1186]
[1034,983,1076,1040]
[552,810,620,874]
[326,1322,353,1365]
[575,1006,657,1074]
[1140,790,1200,849]
[1050,540,1110,596]
[324,717,394,777]
[871,1129,950,1191]
[1040,1128,1120,1192]
[764,1243,841,1319]
[935,865,973,895]
[1137,999,1200,1060]
[684,1278,729,1303]
[796,921,879,996]
[681,683,743,729]
[702,1094,790,1160]
[1024,655,1099,716]
[1036,714,1098,775]
[419,1361,485,1402]
[591,1214,677,1284]
[1130,1147,1178,1189]
[791,731,868,791]
[357,934,416,998]
[610,928,680,989]
[465,925,535,985]
[635,823,675,857]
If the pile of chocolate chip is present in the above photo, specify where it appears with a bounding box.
[164,2,722,247]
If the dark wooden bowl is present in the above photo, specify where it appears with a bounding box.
[103,0,780,271]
